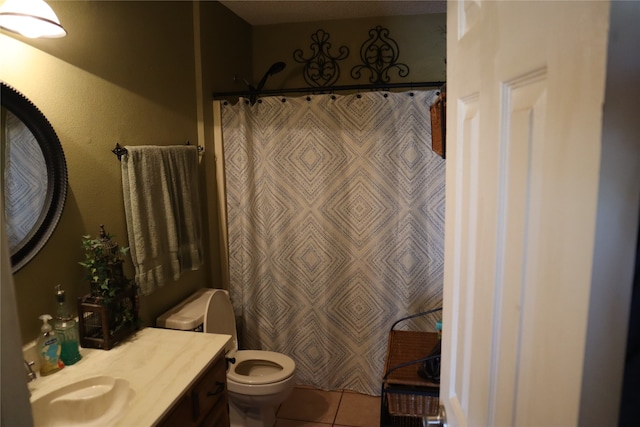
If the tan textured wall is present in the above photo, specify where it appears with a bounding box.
[1,1,442,345]
[250,14,446,92]
[202,1,253,93]
[198,1,252,289]
[1,0,251,344]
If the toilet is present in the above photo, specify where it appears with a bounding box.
[157,288,296,427]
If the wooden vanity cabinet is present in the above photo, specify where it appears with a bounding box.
[159,352,229,427]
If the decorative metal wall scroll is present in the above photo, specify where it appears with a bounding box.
[293,29,349,88]
[287,26,412,90]
[351,26,409,84]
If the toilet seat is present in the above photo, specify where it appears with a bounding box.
[228,350,295,385]
[203,289,296,386]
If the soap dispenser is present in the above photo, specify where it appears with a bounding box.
[53,284,82,365]
[37,314,64,376]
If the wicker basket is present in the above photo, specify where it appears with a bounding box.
[383,330,441,418]
[387,390,439,417]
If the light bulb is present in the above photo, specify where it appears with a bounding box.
[0,0,66,39]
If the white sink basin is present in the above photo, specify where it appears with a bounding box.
[31,376,135,427]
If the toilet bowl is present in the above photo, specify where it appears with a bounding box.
[204,290,296,427]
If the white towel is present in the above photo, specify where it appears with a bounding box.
[121,145,203,296]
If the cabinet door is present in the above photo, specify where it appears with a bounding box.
[159,393,193,427]
[192,355,228,422]
[158,353,229,427]
[199,400,230,427]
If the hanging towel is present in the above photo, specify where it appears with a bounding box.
[121,145,203,296]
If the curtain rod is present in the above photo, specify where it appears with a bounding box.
[212,81,446,101]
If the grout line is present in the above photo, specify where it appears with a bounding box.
[332,390,344,426]
[275,387,382,427]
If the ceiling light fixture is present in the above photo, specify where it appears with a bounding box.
[0,0,66,39]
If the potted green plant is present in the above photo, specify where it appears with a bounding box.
[78,225,138,349]
[79,225,130,299]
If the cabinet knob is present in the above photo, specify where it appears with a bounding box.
[225,357,236,370]
[207,381,225,397]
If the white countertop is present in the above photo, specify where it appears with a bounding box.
[28,327,231,426]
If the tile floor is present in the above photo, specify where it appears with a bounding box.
[275,386,381,427]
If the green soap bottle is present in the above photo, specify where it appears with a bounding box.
[37,314,63,376]
[53,285,82,365]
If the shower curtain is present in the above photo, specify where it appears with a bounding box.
[221,91,445,395]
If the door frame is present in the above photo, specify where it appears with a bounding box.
[578,1,640,425]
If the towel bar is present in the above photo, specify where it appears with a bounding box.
[112,142,204,161]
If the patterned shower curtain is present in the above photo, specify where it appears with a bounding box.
[221,91,445,396]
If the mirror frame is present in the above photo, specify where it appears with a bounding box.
[1,82,68,273]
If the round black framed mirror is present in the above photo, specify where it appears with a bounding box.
[1,82,68,273]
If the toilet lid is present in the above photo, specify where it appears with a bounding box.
[204,289,238,351]
[227,350,296,385]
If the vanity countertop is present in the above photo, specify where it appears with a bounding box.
[28,327,231,426]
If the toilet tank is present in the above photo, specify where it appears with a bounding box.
[156,288,215,331]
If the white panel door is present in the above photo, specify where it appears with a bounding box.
[441,1,611,426]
